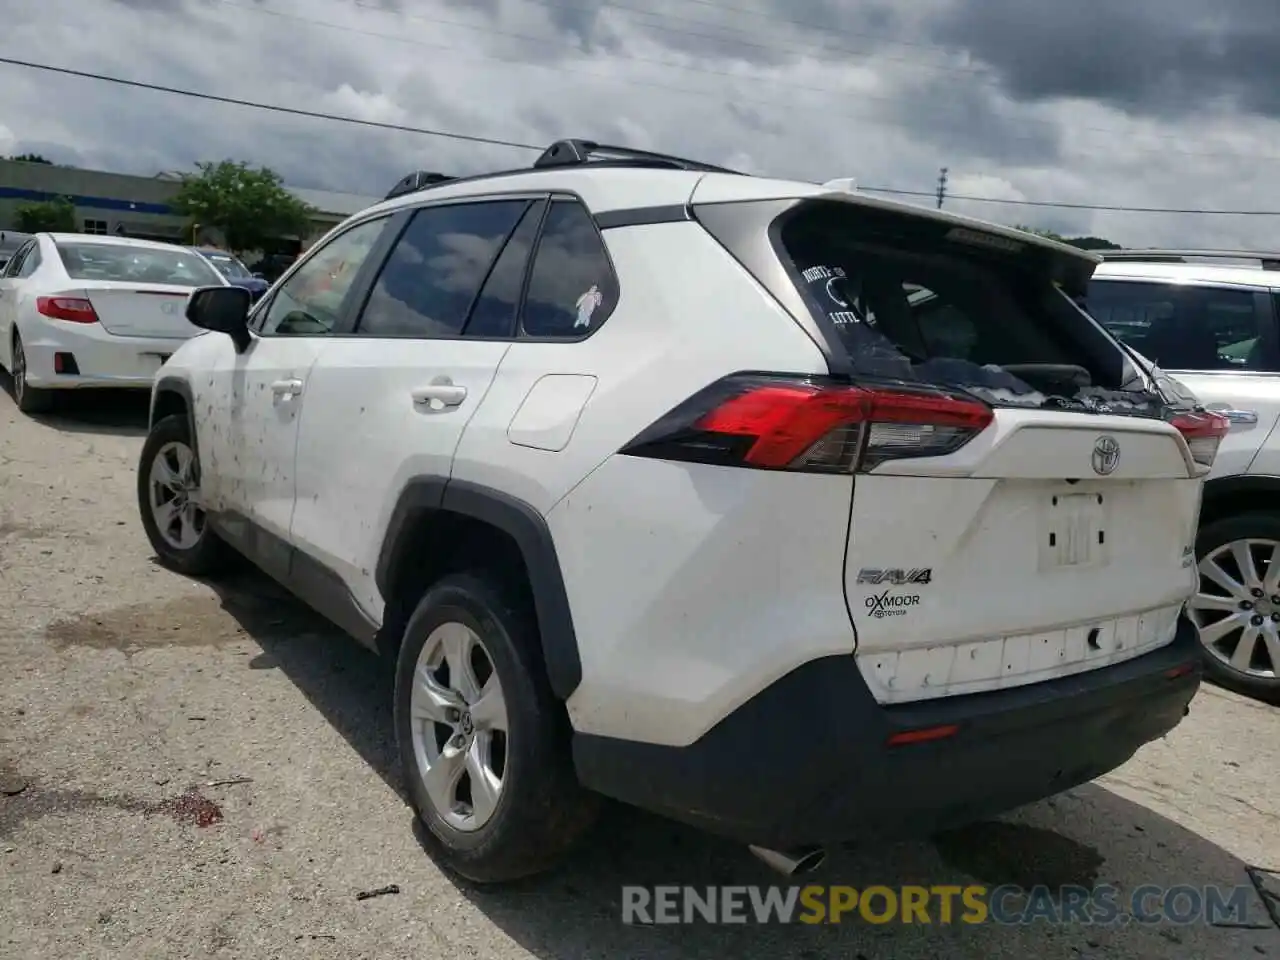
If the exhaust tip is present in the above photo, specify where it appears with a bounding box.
[748,844,827,877]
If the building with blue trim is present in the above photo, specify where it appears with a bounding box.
[0,158,380,253]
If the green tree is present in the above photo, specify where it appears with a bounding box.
[7,153,53,164]
[1012,224,1120,251]
[171,160,313,254]
[14,197,76,232]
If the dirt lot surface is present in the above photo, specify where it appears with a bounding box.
[1,386,1278,960]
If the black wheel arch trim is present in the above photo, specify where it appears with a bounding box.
[376,477,582,699]
[150,377,197,448]
[1202,473,1280,506]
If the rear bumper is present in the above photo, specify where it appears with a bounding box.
[572,615,1201,848]
[20,318,184,390]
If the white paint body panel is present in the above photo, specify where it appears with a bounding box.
[190,333,327,543]
[507,374,599,452]
[290,337,511,621]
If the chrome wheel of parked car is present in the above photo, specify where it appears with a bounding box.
[409,620,509,832]
[1187,532,1280,697]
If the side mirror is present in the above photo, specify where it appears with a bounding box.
[187,286,252,352]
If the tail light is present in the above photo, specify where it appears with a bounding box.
[619,374,994,473]
[1171,410,1229,469]
[37,296,98,324]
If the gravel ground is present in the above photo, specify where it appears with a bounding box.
[0,384,1278,960]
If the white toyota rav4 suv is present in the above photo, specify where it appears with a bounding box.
[136,140,1215,883]
[1090,250,1280,702]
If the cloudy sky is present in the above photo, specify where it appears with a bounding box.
[4,0,1280,247]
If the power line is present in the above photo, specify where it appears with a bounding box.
[216,0,1280,164]
[0,56,539,151]
[3,55,1280,217]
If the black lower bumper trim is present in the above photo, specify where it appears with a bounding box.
[573,616,1201,847]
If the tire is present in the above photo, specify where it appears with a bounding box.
[1187,511,1280,703]
[394,571,600,883]
[137,414,233,577]
[10,331,53,415]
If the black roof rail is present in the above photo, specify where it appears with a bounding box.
[383,170,456,200]
[380,139,743,205]
[533,138,741,174]
[1100,248,1280,270]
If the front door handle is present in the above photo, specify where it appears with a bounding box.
[411,383,467,408]
[1204,403,1258,425]
[271,378,303,398]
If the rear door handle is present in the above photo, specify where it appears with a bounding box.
[271,378,303,398]
[1204,404,1258,425]
[411,384,467,408]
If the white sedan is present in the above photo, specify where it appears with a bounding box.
[0,233,229,414]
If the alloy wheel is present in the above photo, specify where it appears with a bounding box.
[409,621,509,832]
[1187,538,1280,683]
[147,440,206,550]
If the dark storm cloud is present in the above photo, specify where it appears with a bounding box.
[878,71,1063,168]
[927,0,1280,119]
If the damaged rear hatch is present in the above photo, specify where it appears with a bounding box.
[693,186,1223,703]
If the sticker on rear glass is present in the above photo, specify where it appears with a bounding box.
[574,284,603,329]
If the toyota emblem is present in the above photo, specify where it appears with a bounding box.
[1091,435,1120,476]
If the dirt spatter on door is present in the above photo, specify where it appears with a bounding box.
[44,583,337,655]
[934,821,1104,890]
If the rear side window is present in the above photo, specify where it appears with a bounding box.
[3,242,32,278]
[776,204,1101,400]
[464,200,545,338]
[15,243,40,278]
[521,199,618,338]
[358,200,528,338]
[1087,279,1276,372]
[54,241,222,286]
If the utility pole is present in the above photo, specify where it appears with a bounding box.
[936,167,948,209]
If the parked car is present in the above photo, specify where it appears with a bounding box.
[0,233,229,413]
[136,138,1213,884]
[1088,249,1280,701]
[192,247,269,301]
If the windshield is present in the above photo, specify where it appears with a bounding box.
[55,242,223,287]
[200,251,251,279]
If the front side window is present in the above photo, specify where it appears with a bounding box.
[54,241,223,286]
[259,216,390,336]
[1087,279,1273,372]
[356,200,528,338]
[463,200,545,338]
[521,199,618,338]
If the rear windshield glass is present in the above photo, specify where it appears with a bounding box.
[775,203,1155,412]
[55,242,223,286]
[201,251,251,279]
